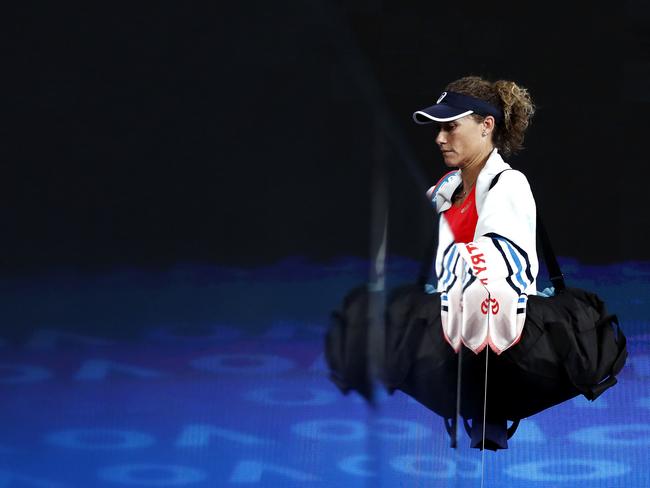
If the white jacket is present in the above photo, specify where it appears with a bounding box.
[426,148,538,354]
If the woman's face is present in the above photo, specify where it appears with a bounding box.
[434,115,487,168]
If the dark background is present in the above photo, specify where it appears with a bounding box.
[3,1,649,275]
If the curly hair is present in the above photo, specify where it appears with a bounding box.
[445,76,535,157]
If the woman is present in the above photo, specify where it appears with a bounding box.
[401,76,542,449]
[326,76,626,450]
[412,76,538,356]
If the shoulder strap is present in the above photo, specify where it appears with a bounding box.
[536,212,566,291]
[418,169,566,291]
[488,168,510,190]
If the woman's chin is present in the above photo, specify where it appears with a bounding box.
[442,155,460,167]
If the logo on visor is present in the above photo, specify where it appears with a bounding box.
[437,92,447,104]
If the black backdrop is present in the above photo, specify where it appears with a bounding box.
[3,1,649,274]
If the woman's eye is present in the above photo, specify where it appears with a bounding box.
[435,123,455,134]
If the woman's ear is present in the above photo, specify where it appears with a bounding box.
[483,115,496,133]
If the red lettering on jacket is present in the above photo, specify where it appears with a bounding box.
[471,254,485,265]
[465,243,488,285]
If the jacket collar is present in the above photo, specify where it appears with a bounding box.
[432,148,510,213]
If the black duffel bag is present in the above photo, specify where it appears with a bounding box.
[325,280,627,449]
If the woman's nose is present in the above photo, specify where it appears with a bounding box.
[435,129,446,146]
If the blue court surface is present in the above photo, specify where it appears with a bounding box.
[0,256,648,487]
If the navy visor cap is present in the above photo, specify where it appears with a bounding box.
[413,91,503,124]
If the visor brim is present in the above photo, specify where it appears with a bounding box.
[412,105,474,124]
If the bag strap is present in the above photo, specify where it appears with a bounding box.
[418,169,566,291]
[536,211,566,291]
